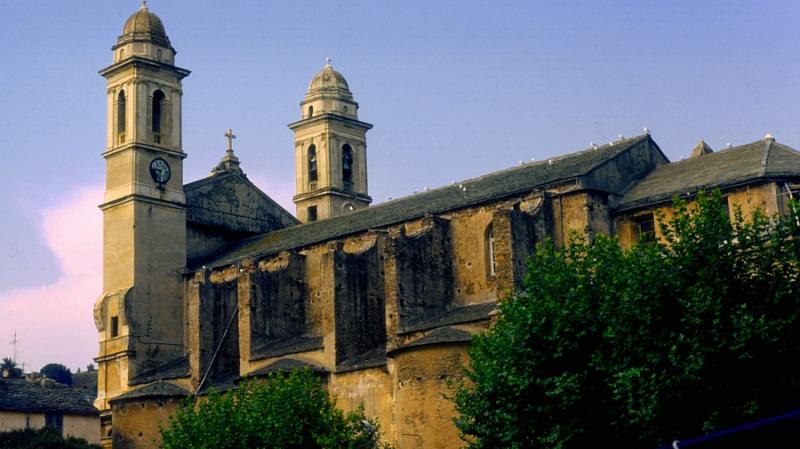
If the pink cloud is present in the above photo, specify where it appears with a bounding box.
[0,187,102,373]
[0,177,294,374]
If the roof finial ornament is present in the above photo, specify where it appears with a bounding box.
[325,57,333,67]
[765,133,775,142]
[141,0,148,10]
[212,128,243,176]
[225,128,236,152]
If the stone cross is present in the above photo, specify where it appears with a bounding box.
[225,128,236,151]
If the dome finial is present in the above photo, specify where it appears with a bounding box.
[141,0,148,10]
[325,57,333,67]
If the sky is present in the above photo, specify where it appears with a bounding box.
[0,0,798,373]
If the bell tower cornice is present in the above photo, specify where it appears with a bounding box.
[99,56,191,81]
[288,113,373,132]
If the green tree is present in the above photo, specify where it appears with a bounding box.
[1,357,23,378]
[0,427,100,449]
[40,363,73,386]
[161,368,392,449]
[453,192,800,449]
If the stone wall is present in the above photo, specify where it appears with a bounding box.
[111,398,180,449]
[334,239,387,366]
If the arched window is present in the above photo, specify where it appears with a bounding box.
[486,224,496,277]
[152,90,165,143]
[156,49,163,61]
[342,144,353,190]
[116,90,126,143]
[308,105,314,118]
[308,144,318,184]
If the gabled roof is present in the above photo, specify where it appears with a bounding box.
[184,171,299,233]
[619,139,800,212]
[0,379,99,415]
[197,134,657,269]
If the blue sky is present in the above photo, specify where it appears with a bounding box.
[0,0,798,371]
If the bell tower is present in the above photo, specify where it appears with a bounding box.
[289,60,373,223]
[94,2,190,411]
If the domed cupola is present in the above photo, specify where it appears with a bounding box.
[300,59,359,120]
[306,60,353,98]
[112,1,175,64]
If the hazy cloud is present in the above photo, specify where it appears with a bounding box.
[0,187,102,372]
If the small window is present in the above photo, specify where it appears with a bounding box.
[110,316,119,338]
[45,414,64,435]
[308,105,314,118]
[721,196,731,221]
[119,48,125,60]
[308,145,318,183]
[342,144,353,190]
[487,224,496,277]
[156,49,162,61]
[116,90,126,143]
[634,214,656,243]
[152,90,165,143]
[308,206,318,222]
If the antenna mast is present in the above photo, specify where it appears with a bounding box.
[9,331,18,363]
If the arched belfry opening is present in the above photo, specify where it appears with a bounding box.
[152,89,165,143]
[308,144,318,185]
[342,144,353,190]
[116,90,126,143]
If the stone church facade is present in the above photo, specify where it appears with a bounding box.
[92,5,800,449]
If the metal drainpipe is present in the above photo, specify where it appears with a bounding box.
[194,304,239,405]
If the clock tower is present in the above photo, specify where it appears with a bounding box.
[94,2,190,411]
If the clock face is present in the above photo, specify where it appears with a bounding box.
[149,158,171,184]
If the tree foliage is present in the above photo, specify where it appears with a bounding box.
[453,192,800,449]
[1,357,23,378]
[161,368,392,449]
[40,363,73,386]
[0,427,100,449]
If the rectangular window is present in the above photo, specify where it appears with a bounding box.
[634,214,656,243]
[308,206,318,222]
[110,316,119,338]
[45,414,63,435]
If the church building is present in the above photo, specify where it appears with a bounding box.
[92,4,800,449]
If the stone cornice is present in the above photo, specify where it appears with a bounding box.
[99,56,191,80]
[288,113,373,131]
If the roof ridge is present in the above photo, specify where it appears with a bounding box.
[761,139,773,177]
[357,134,650,205]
